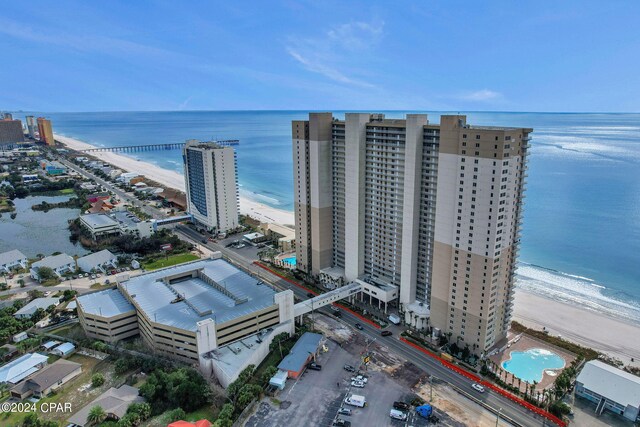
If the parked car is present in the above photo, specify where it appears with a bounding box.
[381,330,392,336]
[307,362,322,371]
[354,323,363,330]
[350,380,365,388]
[333,419,351,427]
[105,279,111,285]
[343,365,356,372]
[351,375,368,384]
[393,401,410,411]
[332,311,342,318]
[471,383,485,393]
[201,239,208,244]
[337,408,352,416]
[306,292,315,298]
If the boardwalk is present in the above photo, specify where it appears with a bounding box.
[80,140,239,153]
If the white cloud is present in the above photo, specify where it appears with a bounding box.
[285,19,384,88]
[459,89,503,102]
[286,48,374,88]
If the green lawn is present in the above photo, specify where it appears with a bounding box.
[143,253,199,270]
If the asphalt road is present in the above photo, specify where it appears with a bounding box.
[174,225,551,427]
[57,157,166,220]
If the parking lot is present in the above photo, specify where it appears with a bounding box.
[244,319,465,427]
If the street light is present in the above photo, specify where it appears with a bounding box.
[495,407,502,427]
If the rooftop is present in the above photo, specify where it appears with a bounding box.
[31,253,74,270]
[12,359,80,393]
[52,342,75,355]
[67,385,143,427]
[14,297,60,317]
[80,213,119,229]
[120,259,277,331]
[0,352,48,384]
[208,329,278,382]
[577,360,640,408]
[0,249,27,265]
[77,288,135,318]
[77,249,116,268]
[278,332,323,373]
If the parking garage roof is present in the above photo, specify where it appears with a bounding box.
[118,259,277,332]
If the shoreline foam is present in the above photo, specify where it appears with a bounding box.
[55,134,295,226]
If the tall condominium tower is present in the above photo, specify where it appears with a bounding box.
[0,118,24,147]
[292,113,531,352]
[37,117,55,146]
[25,116,37,139]
[183,140,239,233]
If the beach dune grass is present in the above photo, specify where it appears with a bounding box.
[143,252,199,270]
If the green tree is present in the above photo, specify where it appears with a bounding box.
[165,408,186,423]
[87,405,107,425]
[35,266,56,282]
[91,373,105,387]
[260,366,278,386]
[17,278,25,287]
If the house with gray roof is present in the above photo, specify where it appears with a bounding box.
[10,359,82,399]
[77,249,117,273]
[14,297,60,319]
[0,249,28,273]
[67,385,144,427]
[30,254,75,280]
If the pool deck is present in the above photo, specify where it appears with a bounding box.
[488,332,576,392]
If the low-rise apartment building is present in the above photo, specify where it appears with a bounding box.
[0,249,28,273]
[30,254,75,280]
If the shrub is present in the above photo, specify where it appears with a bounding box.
[91,373,105,387]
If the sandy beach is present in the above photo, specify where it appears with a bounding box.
[513,289,640,366]
[55,134,295,226]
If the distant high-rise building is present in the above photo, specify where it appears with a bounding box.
[37,117,55,146]
[3,113,13,120]
[0,118,24,147]
[292,113,531,353]
[25,116,37,139]
[183,139,239,233]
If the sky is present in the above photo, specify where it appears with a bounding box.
[1,0,639,113]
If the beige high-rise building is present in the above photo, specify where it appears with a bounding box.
[292,112,531,353]
[183,140,239,233]
[37,117,55,146]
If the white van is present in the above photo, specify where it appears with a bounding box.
[390,409,407,420]
[344,394,366,408]
[388,314,401,325]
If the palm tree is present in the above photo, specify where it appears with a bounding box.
[87,406,106,425]
[0,382,8,398]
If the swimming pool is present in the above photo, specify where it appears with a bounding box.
[282,255,297,266]
[501,348,565,383]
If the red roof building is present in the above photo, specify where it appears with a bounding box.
[167,420,212,427]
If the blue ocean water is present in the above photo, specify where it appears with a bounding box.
[14,111,640,323]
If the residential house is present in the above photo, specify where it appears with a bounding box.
[30,254,75,280]
[0,344,18,361]
[10,359,82,399]
[13,297,60,319]
[77,250,117,273]
[67,385,144,427]
[0,353,48,385]
[0,249,28,273]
